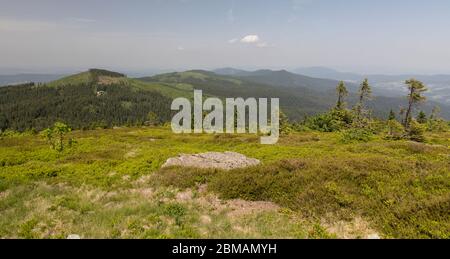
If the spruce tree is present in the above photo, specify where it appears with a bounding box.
[416,111,427,124]
[335,81,348,110]
[403,79,428,128]
[388,109,396,121]
[354,78,372,126]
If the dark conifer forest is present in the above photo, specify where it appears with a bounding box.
[0,82,172,131]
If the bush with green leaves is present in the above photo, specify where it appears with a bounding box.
[416,111,428,124]
[145,112,161,126]
[385,119,405,140]
[40,122,72,152]
[340,128,374,143]
[279,111,294,135]
[367,120,387,134]
[407,119,426,142]
[427,119,449,133]
[305,109,354,132]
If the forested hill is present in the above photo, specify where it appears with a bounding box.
[0,69,174,131]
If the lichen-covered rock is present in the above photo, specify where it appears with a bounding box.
[162,151,260,170]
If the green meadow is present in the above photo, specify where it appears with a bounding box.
[0,127,449,239]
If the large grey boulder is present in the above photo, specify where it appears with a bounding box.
[162,151,260,170]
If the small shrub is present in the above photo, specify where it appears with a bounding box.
[18,219,39,239]
[306,109,354,132]
[340,128,373,143]
[407,119,426,142]
[164,203,187,225]
[0,130,22,137]
[385,119,405,140]
[368,120,387,134]
[426,119,448,132]
[309,224,336,239]
[145,112,161,126]
[40,122,72,152]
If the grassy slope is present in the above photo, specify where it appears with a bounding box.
[126,78,193,99]
[0,128,449,239]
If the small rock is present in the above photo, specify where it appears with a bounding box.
[200,215,212,224]
[67,234,81,239]
[176,190,193,201]
[367,234,381,239]
[0,191,10,199]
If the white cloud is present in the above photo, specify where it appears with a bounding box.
[228,35,272,48]
[240,35,260,43]
[177,46,185,51]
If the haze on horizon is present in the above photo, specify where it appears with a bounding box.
[1,0,450,75]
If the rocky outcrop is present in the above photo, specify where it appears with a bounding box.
[162,151,260,170]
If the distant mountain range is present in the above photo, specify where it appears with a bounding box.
[292,67,450,105]
[214,68,360,92]
[0,74,66,86]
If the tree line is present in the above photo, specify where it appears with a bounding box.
[281,78,449,142]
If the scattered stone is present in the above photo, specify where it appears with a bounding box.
[96,91,106,97]
[162,151,260,170]
[367,233,381,239]
[197,184,208,194]
[0,191,10,199]
[200,215,212,224]
[176,189,193,201]
[67,234,81,239]
[130,188,154,198]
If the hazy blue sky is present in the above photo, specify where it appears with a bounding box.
[1,0,450,74]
